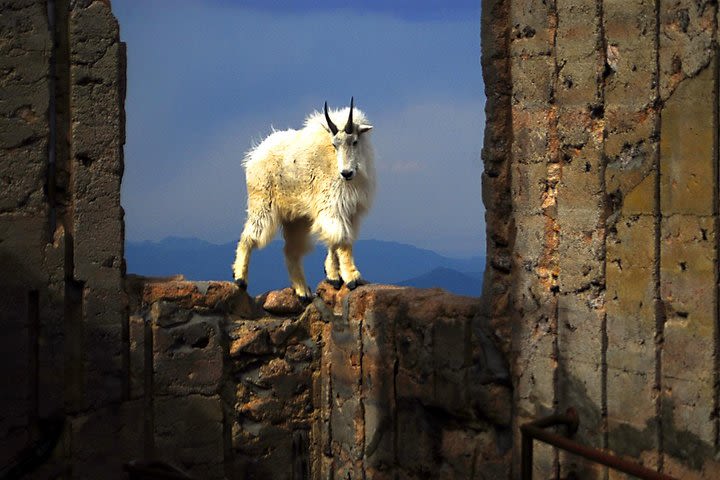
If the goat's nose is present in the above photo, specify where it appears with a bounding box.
[341,170,354,180]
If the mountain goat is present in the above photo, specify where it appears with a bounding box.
[232,98,375,301]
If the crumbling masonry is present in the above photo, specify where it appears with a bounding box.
[1,0,719,479]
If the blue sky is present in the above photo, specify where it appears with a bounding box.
[114,0,486,257]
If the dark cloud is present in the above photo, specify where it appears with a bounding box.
[199,0,479,21]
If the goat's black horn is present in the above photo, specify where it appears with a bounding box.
[324,101,338,135]
[344,96,354,134]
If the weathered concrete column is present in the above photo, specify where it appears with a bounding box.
[0,0,62,473]
[315,285,512,479]
[483,0,720,478]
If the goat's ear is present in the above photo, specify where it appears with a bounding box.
[358,124,373,134]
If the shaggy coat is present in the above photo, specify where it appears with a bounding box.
[232,102,375,299]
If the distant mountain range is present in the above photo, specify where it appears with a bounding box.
[125,237,485,297]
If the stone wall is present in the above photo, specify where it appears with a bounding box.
[124,279,512,480]
[481,0,720,477]
[0,0,130,477]
[310,284,512,479]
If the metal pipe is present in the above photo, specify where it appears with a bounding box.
[520,408,677,480]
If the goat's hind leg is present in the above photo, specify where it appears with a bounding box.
[283,218,313,302]
[232,201,277,290]
[232,234,254,290]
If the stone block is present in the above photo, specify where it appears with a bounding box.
[259,287,306,315]
[557,225,604,293]
[603,0,657,107]
[228,318,278,357]
[556,60,600,109]
[556,147,605,284]
[432,316,470,414]
[71,400,145,480]
[439,428,482,478]
[558,358,601,450]
[514,352,556,417]
[664,454,720,480]
[660,62,715,215]
[511,57,555,107]
[660,216,716,449]
[556,0,599,61]
[607,367,656,426]
[153,313,224,396]
[233,425,303,480]
[605,215,656,372]
[511,109,551,164]
[0,287,32,465]
[143,279,254,315]
[557,105,595,147]
[395,403,436,476]
[660,215,714,379]
[513,214,548,272]
[510,0,553,56]
[605,142,657,217]
[558,293,603,365]
[82,321,124,408]
[663,377,714,448]
[0,0,51,214]
[128,314,146,399]
[658,0,716,98]
[473,383,512,427]
[512,162,549,216]
[558,144,604,198]
[154,394,225,479]
[604,107,656,173]
[482,0,510,59]
[0,217,51,286]
[330,395,363,460]
[606,64,656,109]
[360,309,395,468]
[395,320,434,403]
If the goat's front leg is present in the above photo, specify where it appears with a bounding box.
[323,247,343,289]
[336,243,367,290]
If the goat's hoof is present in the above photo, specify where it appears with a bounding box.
[325,277,343,290]
[346,278,368,290]
[298,294,314,305]
[234,278,247,291]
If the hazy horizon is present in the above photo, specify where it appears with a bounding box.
[126,235,486,261]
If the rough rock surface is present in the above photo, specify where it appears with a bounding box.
[124,279,512,479]
[312,284,512,479]
[257,287,307,315]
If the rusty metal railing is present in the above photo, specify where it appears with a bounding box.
[520,408,677,480]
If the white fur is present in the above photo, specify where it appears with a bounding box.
[233,104,375,297]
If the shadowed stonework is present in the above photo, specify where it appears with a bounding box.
[124,278,512,479]
[1,0,720,478]
[481,0,720,477]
